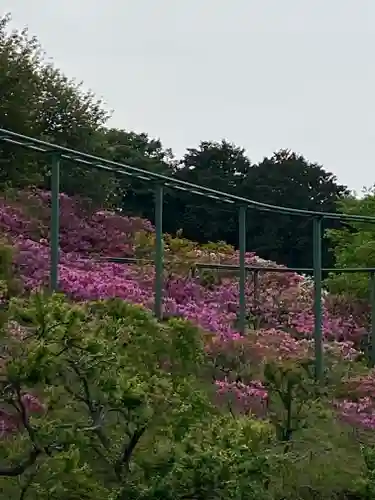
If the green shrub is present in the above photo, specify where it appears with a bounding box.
[0,293,276,499]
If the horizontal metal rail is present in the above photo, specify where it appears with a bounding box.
[103,256,375,274]
[1,128,375,222]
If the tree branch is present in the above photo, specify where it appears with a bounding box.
[0,448,40,477]
[14,386,39,446]
[19,469,38,500]
[68,362,110,450]
[114,425,146,478]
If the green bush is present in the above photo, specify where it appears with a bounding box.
[0,293,275,499]
[325,188,375,300]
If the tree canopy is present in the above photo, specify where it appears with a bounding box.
[167,146,348,269]
[325,187,375,300]
[238,150,348,268]
[0,14,113,203]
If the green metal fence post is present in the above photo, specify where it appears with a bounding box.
[370,272,375,366]
[253,270,259,309]
[313,217,323,381]
[50,155,60,292]
[154,184,164,319]
[238,206,247,335]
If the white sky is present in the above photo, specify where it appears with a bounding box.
[2,0,375,192]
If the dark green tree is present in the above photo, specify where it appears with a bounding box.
[325,187,375,299]
[0,14,114,204]
[103,128,176,223]
[239,150,348,268]
[171,140,251,242]
[169,145,347,269]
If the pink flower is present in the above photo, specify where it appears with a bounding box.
[21,393,45,413]
[0,410,18,437]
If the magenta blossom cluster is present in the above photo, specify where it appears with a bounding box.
[333,372,375,430]
[215,379,268,417]
[1,189,153,256]
[334,398,375,430]
[0,393,45,437]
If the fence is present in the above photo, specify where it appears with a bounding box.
[1,128,375,381]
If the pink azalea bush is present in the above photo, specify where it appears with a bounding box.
[0,189,373,432]
[215,379,268,417]
[334,372,375,430]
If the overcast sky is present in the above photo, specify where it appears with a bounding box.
[2,0,375,192]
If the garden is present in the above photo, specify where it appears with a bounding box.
[0,188,375,499]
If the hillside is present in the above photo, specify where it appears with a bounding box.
[0,188,367,342]
[0,188,371,399]
[2,188,375,499]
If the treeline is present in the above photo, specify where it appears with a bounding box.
[0,14,349,270]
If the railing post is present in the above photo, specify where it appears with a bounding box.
[154,184,164,319]
[370,272,375,366]
[253,270,259,309]
[313,217,323,381]
[238,206,247,335]
[50,155,60,293]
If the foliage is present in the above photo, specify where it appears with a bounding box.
[1,293,193,496]
[0,291,278,499]
[170,146,348,270]
[103,128,176,222]
[126,416,274,500]
[0,14,118,204]
[0,290,369,500]
[354,445,375,499]
[0,190,375,498]
[238,150,348,269]
[0,14,180,210]
[0,187,366,343]
[0,188,365,345]
[170,140,250,242]
[325,187,375,300]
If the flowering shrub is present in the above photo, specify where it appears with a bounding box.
[215,378,268,417]
[0,189,367,338]
[334,371,375,430]
[2,189,375,498]
[0,293,276,499]
[0,188,374,433]
[1,188,153,256]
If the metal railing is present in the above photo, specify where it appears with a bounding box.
[1,128,375,381]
